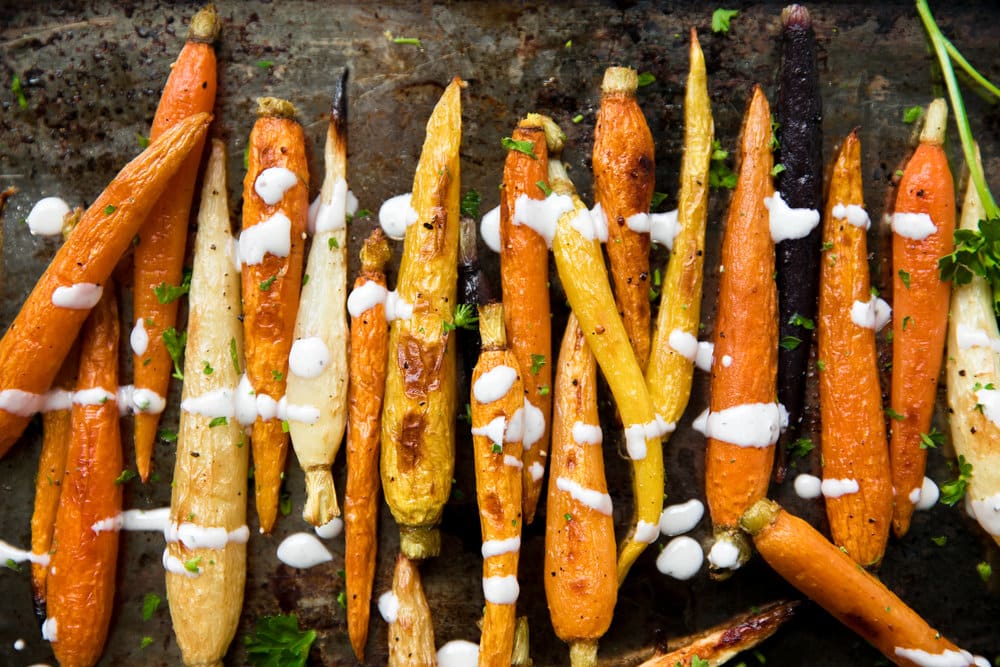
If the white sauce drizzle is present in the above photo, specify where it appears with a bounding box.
[571,421,602,446]
[892,212,937,240]
[482,575,519,605]
[73,387,115,406]
[276,533,334,569]
[316,180,352,234]
[650,210,681,249]
[512,192,574,247]
[794,474,823,499]
[721,354,733,367]
[378,591,400,624]
[0,540,51,566]
[832,202,871,230]
[503,454,523,470]
[384,290,414,322]
[130,318,149,356]
[254,167,299,205]
[569,207,606,242]
[41,617,57,643]
[707,538,741,570]
[378,193,418,240]
[695,341,715,372]
[970,492,1000,536]
[52,283,102,309]
[315,517,344,539]
[163,550,199,578]
[473,365,518,404]
[555,476,613,516]
[765,191,820,242]
[655,536,703,580]
[956,324,1000,351]
[0,389,46,417]
[481,536,521,558]
[624,415,675,460]
[520,400,545,450]
[634,520,659,544]
[480,205,502,253]
[915,476,939,511]
[347,281,388,318]
[235,375,258,426]
[850,296,892,332]
[26,197,71,236]
[821,477,860,499]
[894,647,984,667]
[13,638,25,651]
[974,388,1000,428]
[528,461,545,482]
[125,387,166,414]
[668,329,698,361]
[288,337,330,379]
[181,387,236,418]
[239,212,291,264]
[693,403,787,448]
[438,640,480,666]
[659,499,705,536]
[471,416,506,447]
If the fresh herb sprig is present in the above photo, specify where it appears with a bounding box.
[245,614,317,667]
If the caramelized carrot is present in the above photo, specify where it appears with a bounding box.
[817,130,893,567]
[470,303,524,667]
[703,86,777,576]
[47,286,122,667]
[345,229,392,661]
[889,99,956,537]
[499,115,551,524]
[742,499,986,667]
[0,112,211,456]
[544,314,616,667]
[593,66,655,371]
[132,3,219,482]
[240,97,309,534]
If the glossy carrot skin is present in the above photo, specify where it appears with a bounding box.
[704,86,776,568]
[48,287,122,667]
[345,230,391,662]
[241,101,309,534]
[0,112,211,456]
[500,120,551,524]
[890,101,955,538]
[133,5,219,482]
[818,131,892,567]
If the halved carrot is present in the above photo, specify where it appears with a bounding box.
[132,3,219,482]
[817,130,893,567]
[47,285,122,667]
[240,97,309,534]
[889,98,955,538]
[742,499,986,667]
[0,111,211,457]
[500,115,552,525]
[345,228,391,662]
[593,66,655,371]
[386,554,437,667]
[471,303,524,667]
[544,313,616,667]
[703,86,777,576]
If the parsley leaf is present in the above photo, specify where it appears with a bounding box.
[501,137,537,160]
[572,113,584,124]
[650,191,669,210]
[903,105,923,124]
[709,140,737,189]
[771,163,786,177]
[536,180,553,197]
[789,437,814,458]
[153,269,192,304]
[919,427,944,450]
[259,275,277,291]
[931,535,947,546]
[460,190,481,219]
[885,407,905,421]
[158,429,178,442]
[140,636,154,650]
[203,360,214,376]
[184,556,202,573]
[712,9,739,34]
[530,353,546,375]
[230,337,241,375]
[939,218,1000,316]
[114,469,137,485]
[392,37,421,47]
[976,561,992,582]
[162,327,187,380]
[692,655,710,667]
[940,455,973,505]
[788,313,816,330]
[779,335,801,350]
[637,72,655,87]
[11,74,28,109]
[142,592,162,621]
[208,416,228,428]
[898,268,911,289]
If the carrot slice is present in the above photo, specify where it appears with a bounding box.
[544,313,616,667]
[240,97,309,534]
[742,499,986,667]
[0,111,211,457]
[345,229,391,661]
[889,98,956,537]
[703,86,777,576]
[817,130,893,567]
[47,285,122,667]
[132,3,219,482]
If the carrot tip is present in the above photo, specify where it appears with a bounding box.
[256,96,297,120]
[399,525,440,560]
[189,4,221,43]
[740,498,781,536]
[360,227,391,272]
[569,639,598,667]
[601,66,638,95]
[331,69,349,133]
[534,114,565,155]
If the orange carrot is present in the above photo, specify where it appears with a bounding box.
[345,229,391,661]
[742,499,985,667]
[499,116,551,524]
[889,99,955,538]
[0,112,211,457]
[703,86,777,576]
[47,285,122,667]
[240,98,308,534]
[132,4,219,482]
[817,130,893,567]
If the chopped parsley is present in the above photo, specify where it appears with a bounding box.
[788,313,815,330]
[538,384,550,396]
[530,353,546,375]
[460,190,481,219]
[885,407,905,421]
[572,114,584,124]
[919,427,944,450]
[259,275,277,291]
[771,163,786,177]
[392,37,422,47]
[141,636,154,650]
[142,592,162,621]
[931,535,947,547]
[636,72,655,87]
[153,269,193,304]
[104,204,116,215]
[271,369,284,381]
[443,303,479,333]
[712,8,739,34]
[208,416,228,428]
[245,614,316,666]
[11,74,27,109]
[256,60,274,69]
[650,191,669,210]
[903,105,923,124]
[328,236,339,250]
[501,137,537,160]
[230,337,241,374]
[158,429,178,442]
[203,361,214,376]
[536,180,553,197]
[976,561,992,582]
[183,556,202,573]
[162,327,187,380]
[939,455,973,505]
[114,469,137,485]
[779,335,801,350]
[789,437,814,458]
[136,133,150,149]
[709,140,737,189]
[5,558,21,572]
[898,269,911,289]
[336,590,347,608]
[564,513,573,522]
[491,443,503,454]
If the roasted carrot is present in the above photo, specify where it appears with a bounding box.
[385,554,437,667]
[741,499,987,667]
[499,114,551,524]
[287,73,349,527]
[166,140,247,667]
[470,303,524,667]
[703,86,777,576]
[381,78,463,560]
[889,98,955,538]
[47,285,122,667]
[945,145,1000,548]
[131,3,219,482]
[773,4,824,480]
[345,228,392,661]
[240,97,309,534]
[593,66,655,371]
[646,29,713,430]
[0,112,211,457]
[544,313,616,667]
[817,130,893,567]
[547,118,665,584]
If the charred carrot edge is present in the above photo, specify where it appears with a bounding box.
[166,140,247,667]
[945,145,1000,548]
[889,99,955,538]
[742,499,985,666]
[647,29,713,427]
[471,303,524,667]
[593,66,655,371]
[47,285,122,667]
[0,112,211,456]
[817,130,893,567]
[386,554,437,667]
[546,117,664,585]
[544,313,616,667]
[345,229,392,661]
[241,97,309,534]
[132,3,219,482]
[500,114,552,525]
[640,600,800,667]
[704,86,777,576]
[380,78,463,560]
[773,4,824,480]
[287,72,350,526]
